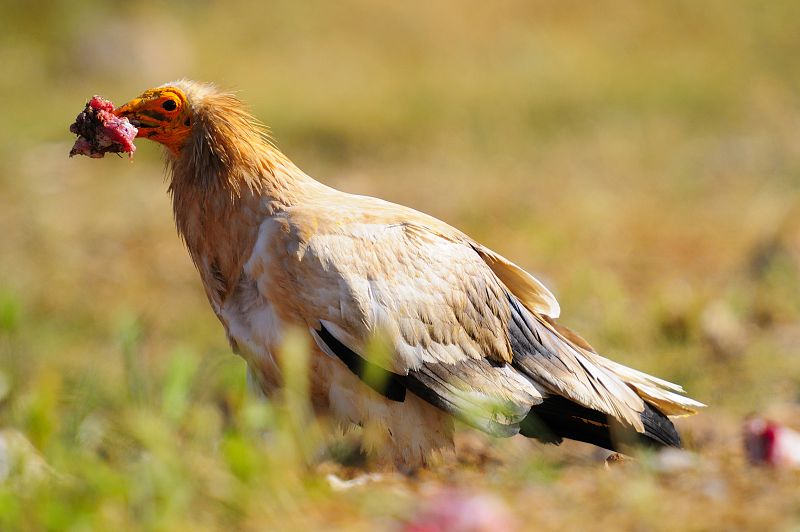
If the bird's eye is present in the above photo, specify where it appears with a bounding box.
[162,100,177,111]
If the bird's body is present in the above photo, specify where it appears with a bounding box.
[114,80,704,468]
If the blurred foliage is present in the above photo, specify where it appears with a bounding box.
[1,0,800,529]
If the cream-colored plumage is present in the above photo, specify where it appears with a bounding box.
[114,80,704,468]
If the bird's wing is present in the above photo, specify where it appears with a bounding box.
[254,203,648,433]
[470,243,561,319]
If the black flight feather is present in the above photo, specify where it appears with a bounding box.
[316,324,406,402]
[520,391,681,451]
[316,325,523,437]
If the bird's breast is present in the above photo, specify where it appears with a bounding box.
[219,276,284,393]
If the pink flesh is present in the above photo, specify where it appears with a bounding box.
[69,96,138,158]
[88,96,115,113]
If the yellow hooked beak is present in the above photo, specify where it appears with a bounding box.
[114,97,160,137]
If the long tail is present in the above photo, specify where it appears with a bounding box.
[516,315,704,451]
[474,244,704,449]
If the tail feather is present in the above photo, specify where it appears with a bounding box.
[542,316,706,417]
[639,399,682,447]
[584,353,706,416]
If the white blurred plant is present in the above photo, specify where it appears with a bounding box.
[0,428,56,488]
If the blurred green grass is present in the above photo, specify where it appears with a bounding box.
[1,0,800,529]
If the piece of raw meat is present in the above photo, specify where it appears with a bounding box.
[69,96,137,158]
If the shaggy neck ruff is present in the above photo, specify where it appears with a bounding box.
[164,83,321,302]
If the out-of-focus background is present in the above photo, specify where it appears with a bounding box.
[2,0,800,529]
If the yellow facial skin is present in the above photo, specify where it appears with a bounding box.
[114,87,192,155]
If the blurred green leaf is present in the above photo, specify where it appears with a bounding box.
[0,291,21,334]
[221,433,259,483]
[115,312,148,405]
[161,348,198,423]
